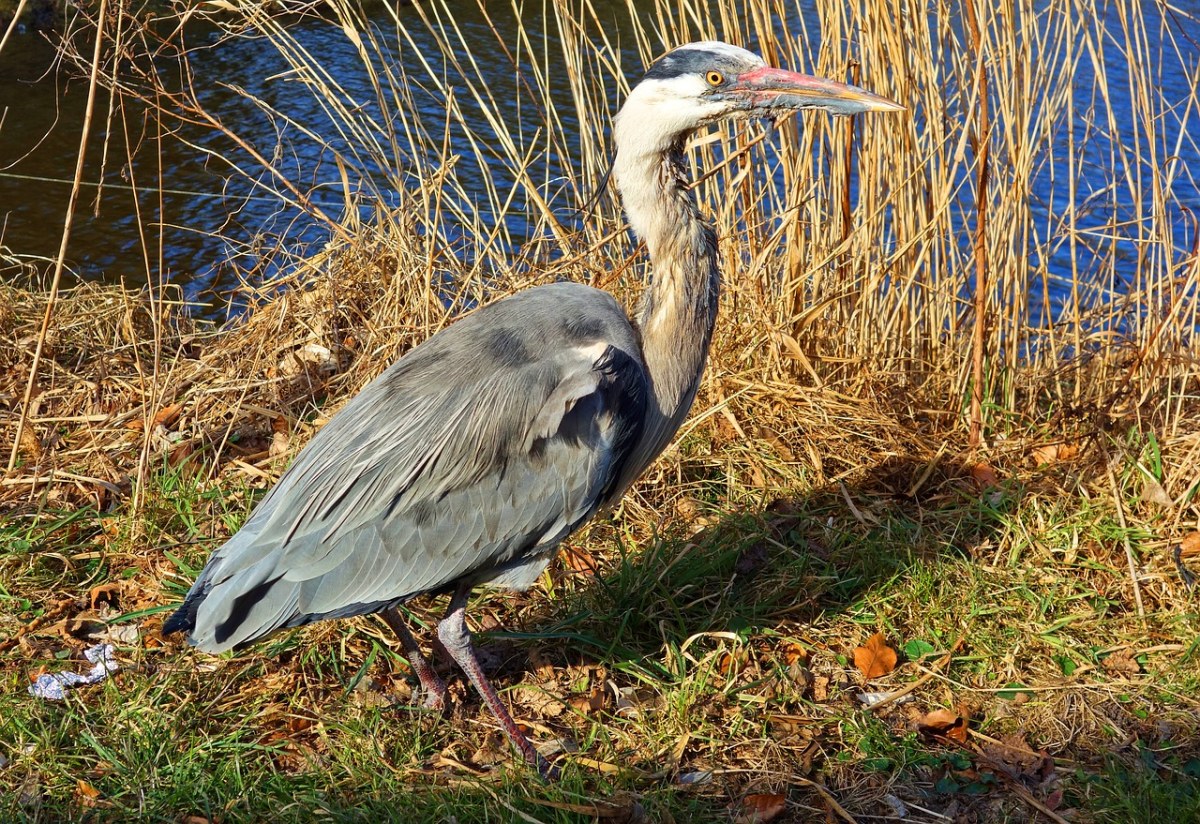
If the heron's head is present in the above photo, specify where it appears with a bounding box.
[614,41,901,157]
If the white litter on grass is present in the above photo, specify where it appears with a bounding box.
[28,644,119,701]
[856,690,913,708]
[883,794,909,818]
[676,769,713,785]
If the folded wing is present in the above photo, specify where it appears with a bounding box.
[164,284,647,652]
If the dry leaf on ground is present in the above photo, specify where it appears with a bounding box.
[733,793,787,824]
[560,545,600,575]
[780,641,807,666]
[88,583,121,611]
[1178,531,1200,558]
[76,779,101,808]
[982,731,1045,778]
[269,415,291,457]
[917,707,969,743]
[1030,442,1079,465]
[126,402,183,431]
[811,674,830,701]
[853,632,898,680]
[1101,649,1141,675]
[1140,476,1172,507]
[970,462,1000,489]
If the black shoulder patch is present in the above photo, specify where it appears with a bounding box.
[561,311,607,342]
[487,328,534,368]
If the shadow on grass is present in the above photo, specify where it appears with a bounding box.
[504,454,1013,680]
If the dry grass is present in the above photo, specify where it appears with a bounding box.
[3,0,1200,821]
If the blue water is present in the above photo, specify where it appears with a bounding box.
[0,1,1197,328]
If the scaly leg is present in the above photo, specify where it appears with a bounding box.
[437,584,555,779]
[381,607,446,710]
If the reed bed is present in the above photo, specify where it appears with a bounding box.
[2,0,1200,820]
[9,0,1194,531]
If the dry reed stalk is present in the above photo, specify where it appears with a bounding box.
[6,0,111,474]
[0,0,30,55]
[10,0,1196,519]
[963,0,991,448]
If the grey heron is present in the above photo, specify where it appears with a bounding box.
[163,41,900,778]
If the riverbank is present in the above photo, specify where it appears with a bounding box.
[3,214,1199,820]
[3,0,1200,819]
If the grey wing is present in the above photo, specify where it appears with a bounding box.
[166,284,647,653]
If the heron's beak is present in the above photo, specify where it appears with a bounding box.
[721,67,903,116]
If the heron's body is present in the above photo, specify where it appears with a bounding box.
[164,41,900,777]
[172,283,652,651]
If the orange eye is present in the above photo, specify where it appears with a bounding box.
[705,70,724,86]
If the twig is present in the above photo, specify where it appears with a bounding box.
[0,0,29,54]
[477,784,548,824]
[994,774,1070,824]
[965,741,1071,824]
[6,0,109,473]
[793,776,859,824]
[869,637,965,712]
[1105,455,1146,620]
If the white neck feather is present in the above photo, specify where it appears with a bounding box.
[611,93,722,482]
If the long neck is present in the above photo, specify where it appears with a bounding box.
[614,142,721,477]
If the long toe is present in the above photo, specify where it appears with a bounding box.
[536,752,560,782]
[421,686,447,712]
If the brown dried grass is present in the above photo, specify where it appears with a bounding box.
[3,1,1200,818]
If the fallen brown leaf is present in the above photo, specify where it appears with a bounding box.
[568,684,609,715]
[126,403,183,431]
[719,648,748,676]
[1140,476,1173,507]
[154,403,184,429]
[780,641,808,666]
[288,716,315,734]
[1030,442,1079,466]
[734,793,787,824]
[168,440,198,472]
[853,632,898,680]
[982,731,1045,778]
[917,707,969,743]
[1178,531,1200,559]
[1101,648,1141,675]
[560,545,600,575]
[76,779,101,808]
[269,415,291,458]
[89,583,121,611]
[527,648,556,682]
[970,462,1001,489]
[19,424,44,462]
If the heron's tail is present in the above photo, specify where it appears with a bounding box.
[161,551,301,654]
[161,590,203,637]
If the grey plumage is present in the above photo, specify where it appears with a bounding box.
[167,284,645,651]
[164,41,900,778]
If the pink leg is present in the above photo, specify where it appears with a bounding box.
[381,607,446,710]
[437,584,556,779]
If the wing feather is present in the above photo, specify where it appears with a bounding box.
[168,283,649,652]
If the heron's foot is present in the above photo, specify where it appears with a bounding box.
[380,606,448,711]
[534,751,561,782]
[437,584,562,782]
[420,682,447,712]
[407,659,448,713]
